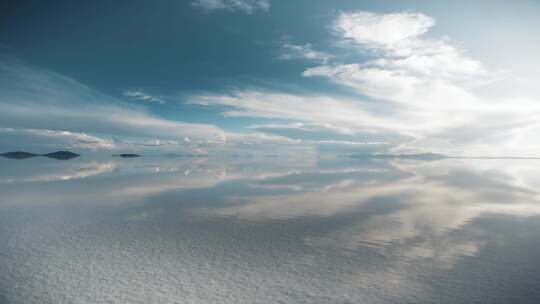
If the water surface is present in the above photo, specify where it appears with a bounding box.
[1,156,540,303]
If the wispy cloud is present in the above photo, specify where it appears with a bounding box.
[192,0,270,14]
[0,57,298,153]
[189,90,386,130]
[248,122,392,147]
[123,90,164,104]
[0,128,116,151]
[279,43,333,63]
[249,122,355,135]
[189,90,411,150]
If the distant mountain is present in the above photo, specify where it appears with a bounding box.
[350,153,448,161]
[42,151,80,160]
[1,151,39,159]
[1,151,80,160]
[113,154,141,158]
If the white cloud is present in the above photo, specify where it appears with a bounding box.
[334,11,434,49]
[191,90,405,131]
[309,11,490,101]
[0,58,228,144]
[3,10,539,156]
[189,90,415,153]
[189,11,540,156]
[0,57,301,153]
[123,90,164,104]
[249,122,356,135]
[304,11,540,155]
[279,44,333,63]
[303,64,479,113]
[192,0,270,13]
[0,128,116,151]
[247,122,392,148]
[190,91,376,125]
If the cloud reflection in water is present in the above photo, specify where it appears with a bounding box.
[1,156,540,303]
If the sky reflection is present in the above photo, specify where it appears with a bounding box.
[1,157,540,303]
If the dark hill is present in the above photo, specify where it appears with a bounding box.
[42,151,80,160]
[113,154,140,158]
[0,151,39,159]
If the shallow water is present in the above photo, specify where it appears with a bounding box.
[1,156,540,303]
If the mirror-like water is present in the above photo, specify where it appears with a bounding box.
[1,156,540,303]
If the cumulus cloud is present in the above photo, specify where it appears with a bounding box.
[192,0,270,13]
[192,11,540,156]
[307,11,490,100]
[303,11,540,155]
[334,11,434,49]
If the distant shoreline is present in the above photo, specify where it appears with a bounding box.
[3,151,540,161]
[349,153,540,160]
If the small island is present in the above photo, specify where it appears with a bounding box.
[0,151,39,159]
[113,154,141,158]
[42,151,80,160]
[1,150,80,160]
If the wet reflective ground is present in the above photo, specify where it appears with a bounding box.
[1,156,540,303]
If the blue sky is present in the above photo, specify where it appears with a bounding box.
[1,0,540,155]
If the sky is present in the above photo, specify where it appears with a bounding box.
[1,0,540,156]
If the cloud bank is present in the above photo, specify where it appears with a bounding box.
[191,11,540,156]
